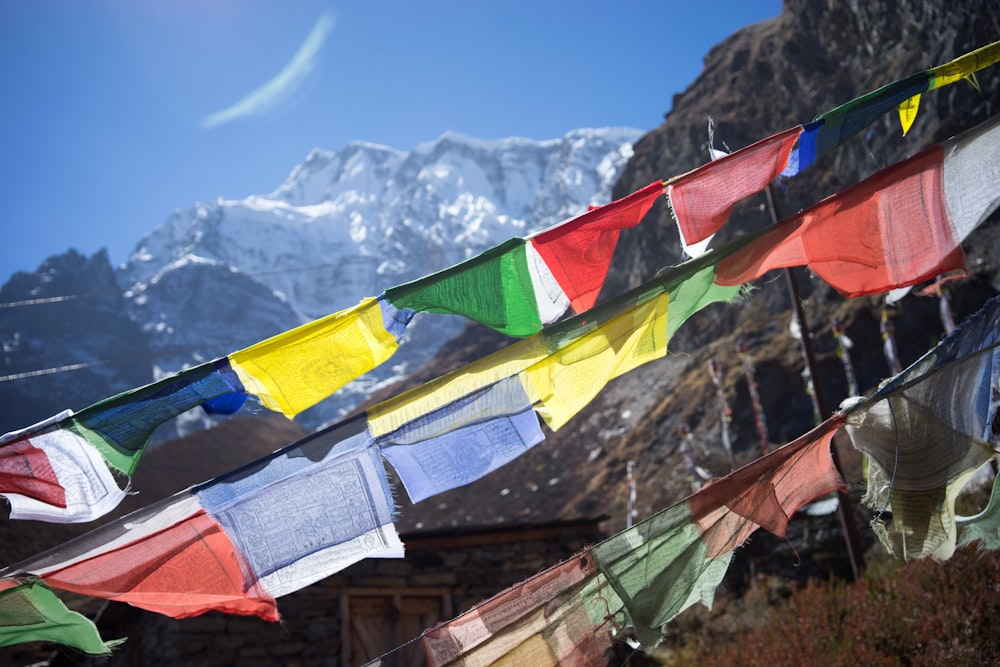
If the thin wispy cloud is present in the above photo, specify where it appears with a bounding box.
[201,12,335,130]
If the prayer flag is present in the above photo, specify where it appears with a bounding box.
[72,359,245,475]
[846,295,1000,561]
[667,127,802,246]
[197,428,400,598]
[230,296,404,418]
[422,550,622,666]
[715,114,1000,298]
[386,239,552,338]
[529,181,664,313]
[378,377,544,503]
[29,493,279,620]
[928,40,1000,90]
[0,579,116,655]
[0,427,126,523]
[520,292,670,430]
[811,72,931,159]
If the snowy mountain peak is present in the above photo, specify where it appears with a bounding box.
[115,127,643,428]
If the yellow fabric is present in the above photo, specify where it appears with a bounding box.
[230,297,397,417]
[898,93,920,136]
[519,293,670,430]
[367,336,551,437]
[929,40,1000,89]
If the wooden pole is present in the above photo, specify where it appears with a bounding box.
[765,184,865,580]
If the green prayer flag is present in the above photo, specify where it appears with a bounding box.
[590,503,732,647]
[0,579,116,655]
[385,238,544,337]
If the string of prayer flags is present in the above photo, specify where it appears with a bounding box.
[229,295,412,418]
[377,377,544,503]
[0,579,118,656]
[845,295,1000,561]
[1,419,402,619]
[414,417,846,663]
[421,550,626,666]
[369,236,756,442]
[385,182,665,337]
[898,40,1000,135]
[715,113,1000,298]
[592,418,844,644]
[669,41,1000,252]
[72,358,246,476]
[800,40,1000,164]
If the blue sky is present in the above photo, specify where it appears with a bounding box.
[0,1,781,281]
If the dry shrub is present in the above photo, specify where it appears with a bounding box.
[669,544,1000,666]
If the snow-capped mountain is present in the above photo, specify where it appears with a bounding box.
[113,127,641,430]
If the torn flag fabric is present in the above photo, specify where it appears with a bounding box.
[715,113,1000,298]
[377,377,544,503]
[0,579,117,655]
[230,296,409,418]
[844,295,1000,561]
[421,550,624,667]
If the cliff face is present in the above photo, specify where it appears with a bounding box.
[389,0,1000,545]
[0,249,153,433]
[609,0,1000,299]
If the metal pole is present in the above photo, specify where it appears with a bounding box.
[765,184,865,580]
[626,460,637,529]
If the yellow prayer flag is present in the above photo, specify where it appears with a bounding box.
[230,297,398,418]
[928,40,1000,90]
[367,336,551,437]
[898,93,920,136]
[519,293,670,430]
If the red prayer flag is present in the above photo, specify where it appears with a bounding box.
[715,145,966,297]
[530,181,664,313]
[40,506,278,621]
[688,419,845,557]
[668,127,802,245]
[0,438,66,509]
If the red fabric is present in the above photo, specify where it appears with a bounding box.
[667,127,802,244]
[0,437,66,509]
[42,509,278,621]
[716,145,966,297]
[688,419,845,558]
[531,181,663,313]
